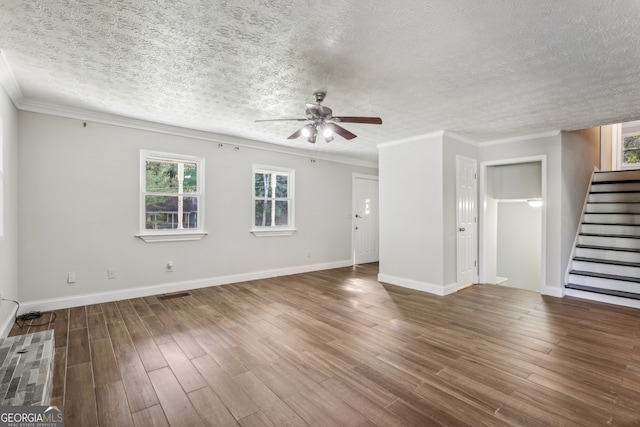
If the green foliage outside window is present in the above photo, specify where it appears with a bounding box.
[145,160,198,230]
[623,135,640,165]
[254,172,290,227]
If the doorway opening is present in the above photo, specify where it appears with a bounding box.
[352,174,379,265]
[480,156,546,292]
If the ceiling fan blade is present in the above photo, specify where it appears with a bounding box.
[287,127,305,139]
[332,116,382,124]
[255,118,308,122]
[326,122,357,140]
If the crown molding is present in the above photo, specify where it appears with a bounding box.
[478,130,561,147]
[0,50,24,107]
[376,130,445,149]
[443,131,478,145]
[18,98,378,169]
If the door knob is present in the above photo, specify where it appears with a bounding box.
[355,226,359,230]
[459,227,466,232]
[355,214,361,218]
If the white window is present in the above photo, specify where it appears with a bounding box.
[137,150,207,242]
[622,132,640,168]
[252,165,295,236]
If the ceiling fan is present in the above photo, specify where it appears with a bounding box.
[255,92,382,143]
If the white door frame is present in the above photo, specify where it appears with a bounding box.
[456,155,478,287]
[352,173,379,265]
[479,155,547,289]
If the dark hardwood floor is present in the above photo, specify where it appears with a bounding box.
[9,263,640,426]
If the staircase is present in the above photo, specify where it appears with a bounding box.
[566,169,640,304]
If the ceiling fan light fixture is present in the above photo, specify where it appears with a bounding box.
[301,124,313,138]
[307,125,318,143]
[322,126,333,138]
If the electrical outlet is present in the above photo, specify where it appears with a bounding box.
[166,262,173,272]
[107,268,116,279]
[67,271,77,284]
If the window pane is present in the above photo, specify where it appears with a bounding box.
[182,197,199,228]
[275,200,288,226]
[624,150,640,165]
[255,200,272,226]
[145,195,198,229]
[183,163,197,193]
[146,161,179,193]
[275,175,288,198]
[623,135,640,150]
[255,173,272,198]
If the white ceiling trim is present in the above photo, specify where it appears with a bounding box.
[443,131,478,146]
[0,49,23,107]
[478,130,561,147]
[377,131,446,150]
[17,98,377,169]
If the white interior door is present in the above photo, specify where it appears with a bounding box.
[353,175,379,264]
[456,156,478,287]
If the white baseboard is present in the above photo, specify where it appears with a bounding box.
[378,274,459,296]
[18,259,353,315]
[0,305,19,338]
[564,289,640,309]
[541,284,564,298]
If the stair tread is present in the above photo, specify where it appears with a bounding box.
[565,283,640,300]
[569,269,640,283]
[582,222,640,226]
[572,256,640,268]
[579,233,640,239]
[589,190,640,194]
[592,179,640,185]
[576,244,640,253]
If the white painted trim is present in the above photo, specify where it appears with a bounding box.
[479,155,548,295]
[17,260,353,314]
[136,231,208,242]
[0,303,18,338]
[18,99,377,169]
[444,131,478,146]
[378,274,458,296]
[455,155,479,287]
[0,50,24,107]
[541,284,564,298]
[352,173,379,265]
[376,131,445,149]
[564,289,640,308]
[478,130,561,147]
[250,229,296,237]
[140,150,206,239]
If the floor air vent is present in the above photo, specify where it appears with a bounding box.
[158,292,191,300]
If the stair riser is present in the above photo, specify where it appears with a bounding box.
[588,193,640,203]
[594,170,640,182]
[591,182,640,192]
[571,261,640,277]
[586,203,640,214]
[568,274,639,293]
[581,223,640,236]
[578,235,640,250]
[583,213,640,224]
[575,247,640,263]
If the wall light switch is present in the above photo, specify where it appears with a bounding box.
[67,272,77,284]
[108,268,116,279]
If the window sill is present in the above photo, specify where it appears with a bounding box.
[136,231,208,243]
[250,228,297,237]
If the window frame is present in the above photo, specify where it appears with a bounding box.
[621,130,640,170]
[137,150,207,243]
[251,165,296,237]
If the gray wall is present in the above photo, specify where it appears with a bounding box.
[560,128,601,279]
[0,86,18,335]
[18,112,376,307]
[378,132,478,295]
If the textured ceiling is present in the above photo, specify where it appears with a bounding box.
[2,0,640,164]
